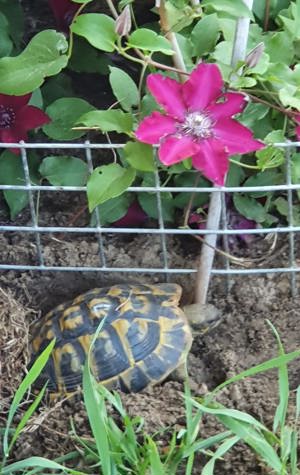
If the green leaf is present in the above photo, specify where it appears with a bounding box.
[244,171,282,198]
[43,97,95,140]
[279,84,300,109]
[42,73,74,107]
[69,37,110,74]
[127,29,173,55]
[202,0,253,19]
[256,146,285,171]
[233,193,267,223]
[140,93,159,118]
[0,12,13,57]
[265,31,294,64]
[77,109,134,134]
[238,103,269,129]
[273,197,300,226]
[164,1,196,32]
[0,151,40,219]
[191,14,219,57]
[109,67,139,111]
[71,14,117,52]
[124,142,155,171]
[0,0,24,49]
[93,193,133,226]
[39,156,89,186]
[292,153,300,200]
[0,30,68,95]
[173,172,209,209]
[87,163,136,212]
[226,160,246,187]
[264,130,285,144]
[138,184,175,222]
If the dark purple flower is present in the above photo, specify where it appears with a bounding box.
[189,204,257,246]
[48,0,80,33]
[0,93,50,154]
[113,201,147,227]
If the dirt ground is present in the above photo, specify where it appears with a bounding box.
[0,200,300,474]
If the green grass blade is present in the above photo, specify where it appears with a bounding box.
[191,400,273,436]
[83,363,112,475]
[211,350,300,396]
[184,382,202,445]
[201,435,240,475]
[278,425,292,465]
[185,452,194,475]
[1,456,85,474]
[146,436,165,475]
[8,383,47,453]
[296,386,300,421]
[290,430,298,475]
[3,339,55,458]
[218,416,282,473]
[267,321,289,433]
[24,452,81,475]
[183,431,233,457]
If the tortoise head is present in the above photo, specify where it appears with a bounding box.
[183,303,222,336]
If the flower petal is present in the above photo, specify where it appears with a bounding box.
[192,138,229,186]
[182,63,223,112]
[296,125,300,141]
[207,92,247,120]
[213,118,264,155]
[48,0,79,32]
[147,74,186,120]
[0,93,31,110]
[158,135,199,166]
[0,128,27,154]
[135,111,177,144]
[14,106,50,131]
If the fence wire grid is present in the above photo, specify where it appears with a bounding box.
[0,140,300,295]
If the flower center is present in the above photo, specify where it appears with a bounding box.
[0,105,16,128]
[181,112,213,139]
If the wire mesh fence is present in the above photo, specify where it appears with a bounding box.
[0,140,299,295]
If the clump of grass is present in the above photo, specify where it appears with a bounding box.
[0,340,84,475]
[194,321,300,474]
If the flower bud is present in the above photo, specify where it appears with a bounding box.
[245,42,265,69]
[115,5,132,37]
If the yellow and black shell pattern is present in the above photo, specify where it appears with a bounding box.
[30,283,193,393]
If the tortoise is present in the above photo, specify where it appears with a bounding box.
[30,283,221,394]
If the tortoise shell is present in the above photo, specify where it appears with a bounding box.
[30,283,193,393]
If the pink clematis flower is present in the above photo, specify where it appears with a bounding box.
[136,63,264,186]
[295,114,300,140]
[0,93,50,154]
[48,0,80,33]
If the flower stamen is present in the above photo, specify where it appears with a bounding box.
[180,112,214,139]
[0,106,16,129]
